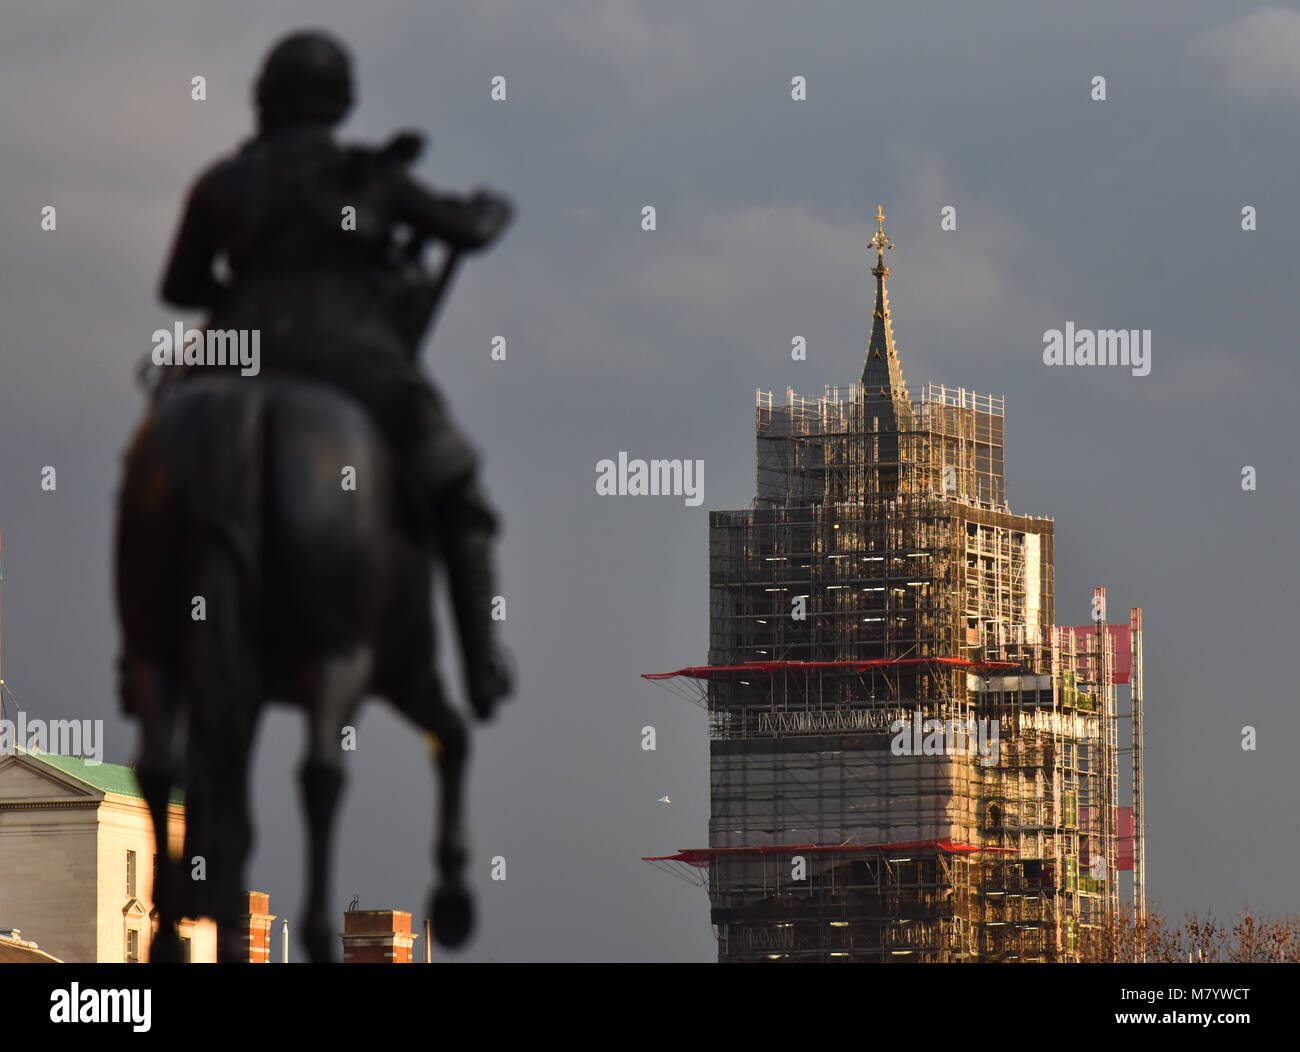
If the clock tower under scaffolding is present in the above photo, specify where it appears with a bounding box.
[645,210,1146,962]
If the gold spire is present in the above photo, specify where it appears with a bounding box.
[869,205,893,278]
[861,205,907,405]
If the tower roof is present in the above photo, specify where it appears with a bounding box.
[8,745,184,805]
[861,206,909,404]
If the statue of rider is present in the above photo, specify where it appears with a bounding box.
[157,29,512,717]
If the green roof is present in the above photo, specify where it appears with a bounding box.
[18,748,185,806]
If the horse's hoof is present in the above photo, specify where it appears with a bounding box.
[469,647,513,721]
[469,689,502,723]
[431,886,474,948]
[303,920,334,963]
[217,932,249,964]
[150,931,183,964]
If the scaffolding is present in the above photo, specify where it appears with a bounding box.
[644,213,1145,961]
[647,379,1145,961]
[713,384,1053,692]
[647,618,1145,962]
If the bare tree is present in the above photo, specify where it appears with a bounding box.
[1079,904,1296,963]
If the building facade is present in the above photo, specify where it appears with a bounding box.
[0,748,218,963]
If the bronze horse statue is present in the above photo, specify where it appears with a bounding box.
[116,374,484,962]
[114,30,513,964]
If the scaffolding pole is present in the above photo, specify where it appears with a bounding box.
[1130,606,1146,959]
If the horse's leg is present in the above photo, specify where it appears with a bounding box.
[197,709,258,963]
[390,665,473,948]
[120,651,186,963]
[178,664,257,961]
[298,649,373,963]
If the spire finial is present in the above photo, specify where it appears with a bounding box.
[861,205,907,400]
[869,205,893,276]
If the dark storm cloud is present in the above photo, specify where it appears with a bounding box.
[0,0,1294,959]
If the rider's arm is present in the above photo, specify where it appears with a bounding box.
[159,176,228,310]
[391,172,510,252]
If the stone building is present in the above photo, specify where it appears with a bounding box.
[0,747,218,962]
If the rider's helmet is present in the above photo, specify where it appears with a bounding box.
[255,30,354,128]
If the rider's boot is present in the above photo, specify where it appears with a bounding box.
[433,477,513,720]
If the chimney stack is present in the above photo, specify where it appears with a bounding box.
[238,891,276,964]
[340,907,418,963]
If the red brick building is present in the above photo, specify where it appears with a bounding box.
[340,908,419,963]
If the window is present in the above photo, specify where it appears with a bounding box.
[126,928,139,964]
[126,850,137,898]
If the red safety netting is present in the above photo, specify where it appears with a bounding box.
[641,657,1025,708]
[644,635,1139,701]
[1079,805,1135,872]
[1064,625,1133,684]
[643,657,1022,682]
[644,837,1017,867]
[643,838,1019,888]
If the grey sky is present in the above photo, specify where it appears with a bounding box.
[0,0,1295,960]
